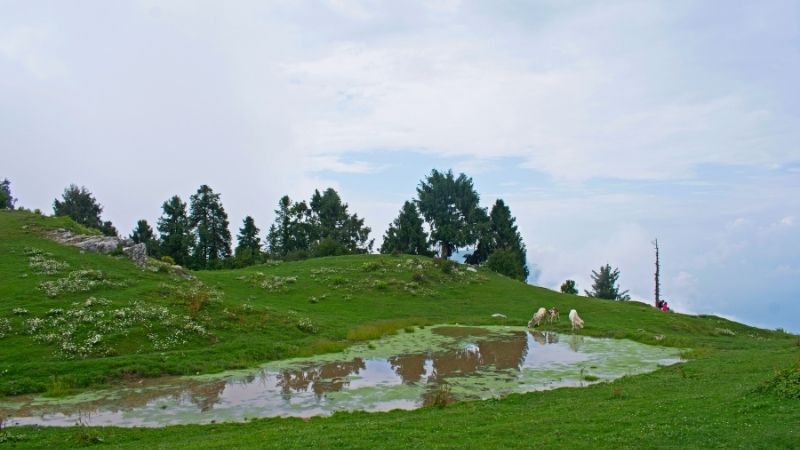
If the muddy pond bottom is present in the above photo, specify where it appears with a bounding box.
[1,326,682,427]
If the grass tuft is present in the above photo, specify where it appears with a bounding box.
[346,318,430,341]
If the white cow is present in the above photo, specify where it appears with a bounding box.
[568,309,584,331]
[528,307,548,328]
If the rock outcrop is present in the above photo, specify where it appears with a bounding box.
[122,243,148,268]
[51,229,146,267]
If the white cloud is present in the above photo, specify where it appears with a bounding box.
[0,25,66,79]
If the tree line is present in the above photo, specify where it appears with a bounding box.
[3,174,641,300]
[2,171,527,277]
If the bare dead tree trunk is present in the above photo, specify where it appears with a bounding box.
[653,239,661,307]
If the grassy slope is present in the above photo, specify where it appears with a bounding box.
[0,210,798,448]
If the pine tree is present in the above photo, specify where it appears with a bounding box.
[560,279,578,295]
[486,247,527,281]
[99,220,118,237]
[309,188,373,254]
[130,219,160,257]
[157,195,193,266]
[0,178,17,209]
[465,199,528,279]
[189,185,232,269]
[585,264,630,300]
[267,189,373,258]
[235,216,262,266]
[53,184,104,230]
[416,169,484,258]
[380,201,431,256]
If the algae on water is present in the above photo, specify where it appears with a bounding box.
[1,325,682,427]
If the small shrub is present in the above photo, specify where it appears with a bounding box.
[297,318,317,334]
[429,383,452,408]
[756,361,800,399]
[583,374,600,382]
[362,261,383,272]
[70,429,104,445]
[433,258,457,275]
[43,376,76,398]
[12,308,29,316]
[412,272,426,283]
[313,238,348,257]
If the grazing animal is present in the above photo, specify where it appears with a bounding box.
[547,307,560,324]
[528,307,548,328]
[568,309,584,331]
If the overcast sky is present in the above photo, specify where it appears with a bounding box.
[3,1,799,332]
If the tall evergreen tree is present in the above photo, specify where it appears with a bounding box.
[0,178,17,209]
[380,201,431,256]
[267,189,373,258]
[189,185,232,269]
[486,248,527,281]
[560,279,578,295]
[130,219,160,257]
[586,264,630,300]
[235,216,262,266]
[465,199,528,279]
[53,184,104,230]
[99,220,118,237]
[157,195,193,266]
[310,188,373,253]
[416,169,484,258]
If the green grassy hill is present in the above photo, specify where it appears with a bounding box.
[0,210,797,448]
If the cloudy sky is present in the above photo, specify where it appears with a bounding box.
[3,1,799,331]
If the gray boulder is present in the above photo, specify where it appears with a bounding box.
[122,243,148,268]
[51,229,149,268]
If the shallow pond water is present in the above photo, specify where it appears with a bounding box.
[0,326,682,427]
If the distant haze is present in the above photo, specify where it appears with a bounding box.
[3,1,798,332]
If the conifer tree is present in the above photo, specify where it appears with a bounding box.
[189,185,232,269]
[53,184,104,230]
[416,169,484,258]
[130,219,160,257]
[235,216,262,266]
[380,201,431,256]
[310,188,373,254]
[157,195,193,266]
[560,279,578,295]
[486,247,527,281]
[267,189,373,258]
[99,220,118,237]
[0,178,16,209]
[586,264,630,300]
[465,199,528,279]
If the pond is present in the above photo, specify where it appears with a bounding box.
[0,325,682,427]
